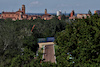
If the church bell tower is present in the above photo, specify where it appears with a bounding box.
[45,9,47,14]
[22,5,25,14]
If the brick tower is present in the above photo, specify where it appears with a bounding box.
[22,5,25,14]
[45,9,47,14]
[70,10,75,17]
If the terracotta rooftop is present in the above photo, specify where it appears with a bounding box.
[16,10,23,13]
[2,12,16,14]
[42,13,51,16]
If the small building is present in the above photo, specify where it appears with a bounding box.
[58,16,61,20]
[28,15,38,20]
[69,16,76,20]
[77,14,90,19]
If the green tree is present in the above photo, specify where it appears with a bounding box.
[55,16,100,67]
[88,10,92,15]
[61,14,66,20]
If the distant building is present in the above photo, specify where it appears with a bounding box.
[70,10,75,17]
[0,14,2,19]
[28,15,38,20]
[69,10,75,20]
[57,10,62,16]
[58,16,61,20]
[1,5,59,20]
[1,5,28,20]
[22,5,25,14]
[42,9,53,20]
[94,10,100,15]
[69,16,75,20]
[77,14,90,19]
[94,11,97,14]
[45,9,47,14]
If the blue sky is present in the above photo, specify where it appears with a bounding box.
[0,0,100,13]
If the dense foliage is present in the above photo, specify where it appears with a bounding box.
[0,14,100,67]
[55,14,100,67]
[0,16,66,67]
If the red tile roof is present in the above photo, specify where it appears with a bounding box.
[16,10,23,13]
[2,12,16,14]
[42,13,51,17]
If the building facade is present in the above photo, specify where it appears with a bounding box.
[69,10,75,20]
[41,9,53,20]
[1,5,28,20]
[57,10,62,16]
[94,10,100,15]
[77,14,90,19]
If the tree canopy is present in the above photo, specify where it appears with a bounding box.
[55,15,100,67]
[0,14,100,67]
[0,16,66,67]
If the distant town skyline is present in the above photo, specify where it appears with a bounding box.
[0,0,100,13]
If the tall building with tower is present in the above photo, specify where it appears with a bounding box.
[70,10,75,17]
[45,9,47,14]
[22,5,25,14]
[1,5,28,20]
[42,9,53,20]
[69,10,75,20]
